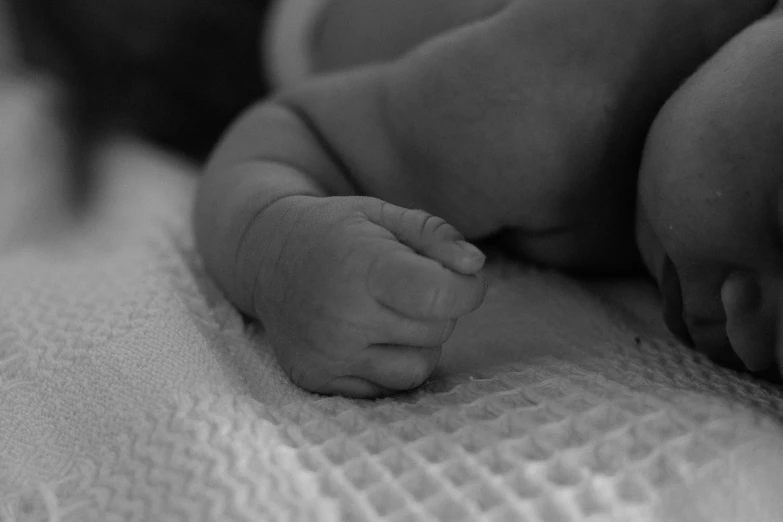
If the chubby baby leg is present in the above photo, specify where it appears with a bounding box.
[636,11,783,373]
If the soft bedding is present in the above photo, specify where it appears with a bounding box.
[2,22,783,522]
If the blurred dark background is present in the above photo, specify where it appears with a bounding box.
[7,0,271,161]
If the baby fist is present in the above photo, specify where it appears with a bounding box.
[256,196,487,397]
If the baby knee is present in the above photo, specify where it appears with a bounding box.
[636,15,783,373]
[639,15,783,250]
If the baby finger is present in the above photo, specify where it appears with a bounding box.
[350,343,442,392]
[376,316,457,348]
[367,248,486,319]
[318,376,398,399]
[370,203,485,274]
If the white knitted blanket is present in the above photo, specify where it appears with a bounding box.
[2,71,783,522]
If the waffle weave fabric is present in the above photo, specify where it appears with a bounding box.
[0,133,782,522]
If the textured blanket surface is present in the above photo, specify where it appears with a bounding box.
[2,75,783,522]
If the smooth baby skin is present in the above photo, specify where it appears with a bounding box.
[637,11,783,374]
[196,0,776,397]
[311,0,512,74]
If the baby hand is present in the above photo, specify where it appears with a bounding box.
[255,195,487,397]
